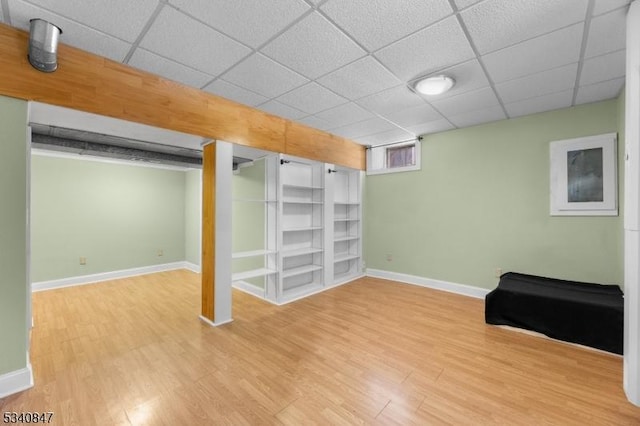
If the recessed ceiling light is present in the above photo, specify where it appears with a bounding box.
[414,75,455,96]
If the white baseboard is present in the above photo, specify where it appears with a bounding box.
[366,269,490,299]
[332,273,365,288]
[275,274,364,306]
[198,315,234,327]
[183,262,201,273]
[232,281,264,298]
[32,261,189,292]
[0,362,33,398]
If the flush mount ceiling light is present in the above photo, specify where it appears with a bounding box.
[414,75,455,96]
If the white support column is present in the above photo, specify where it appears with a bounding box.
[624,0,640,407]
[214,141,233,325]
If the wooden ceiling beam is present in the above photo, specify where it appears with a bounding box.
[0,24,365,170]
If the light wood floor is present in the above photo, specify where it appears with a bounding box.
[2,270,639,425]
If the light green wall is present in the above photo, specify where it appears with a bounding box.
[184,169,201,266]
[0,95,28,375]
[232,160,266,286]
[31,155,187,282]
[365,98,624,290]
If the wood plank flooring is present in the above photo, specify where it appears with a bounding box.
[2,270,639,425]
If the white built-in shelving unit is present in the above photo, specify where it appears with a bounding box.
[329,165,363,285]
[278,155,326,302]
[232,152,363,304]
[231,156,278,300]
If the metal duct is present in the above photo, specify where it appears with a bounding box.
[28,19,62,73]
[31,134,203,168]
[30,125,256,170]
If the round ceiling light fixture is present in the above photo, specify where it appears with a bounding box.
[414,75,455,96]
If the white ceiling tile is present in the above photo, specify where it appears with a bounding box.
[356,128,414,146]
[297,115,334,131]
[447,105,506,128]
[592,0,630,16]
[320,0,452,51]
[504,90,573,118]
[276,82,348,115]
[410,59,490,101]
[431,86,499,116]
[128,48,214,88]
[482,23,583,83]
[495,63,578,104]
[461,0,587,54]
[203,80,269,107]
[9,0,132,62]
[257,100,307,120]
[24,0,158,42]
[314,103,375,128]
[317,56,402,100]
[215,54,309,98]
[329,117,396,139]
[168,0,310,48]
[406,119,455,135]
[357,86,428,116]
[454,0,484,9]
[375,16,474,80]
[580,50,626,86]
[262,12,365,79]
[575,78,625,105]
[140,7,250,75]
[384,103,443,128]
[585,8,627,58]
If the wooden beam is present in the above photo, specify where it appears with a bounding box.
[285,121,366,170]
[0,23,365,170]
[201,143,215,321]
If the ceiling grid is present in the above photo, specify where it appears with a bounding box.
[6,0,631,146]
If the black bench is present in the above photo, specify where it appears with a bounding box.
[485,272,623,354]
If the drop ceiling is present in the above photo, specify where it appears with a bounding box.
[3,0,630,147]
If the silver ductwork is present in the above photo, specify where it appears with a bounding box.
[28,19,62,73]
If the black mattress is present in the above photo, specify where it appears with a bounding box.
[485,272,623,354]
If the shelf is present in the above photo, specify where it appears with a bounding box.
[334,201,360,206]
[283,183,324,190]
[334,235,359,242]
[232,249,276,259]
[283,226,323,232]
[334,218,359,222]
[232,268,277,281]
[281,247,323,258]
[282,264,323,278]
[233,198,277,203]
[334,253,360,263]
[282,199,323,205]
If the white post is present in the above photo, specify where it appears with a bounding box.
[624,0,640,407]
[214,141,233,325]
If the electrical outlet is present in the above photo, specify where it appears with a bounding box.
[386,254,393,262]
[158,249,163,257]
[79,257,86,265]
[495,267,503,278]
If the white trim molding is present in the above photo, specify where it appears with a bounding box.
[625,0,640,407]
[232,281,264,298]
[198,315,233,327]
[183,262,201,274]
[366,269,490,299]
[32,262,190,292]
[0,362,33,398]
